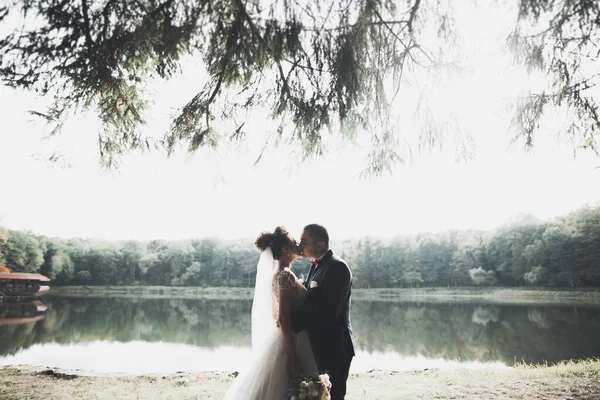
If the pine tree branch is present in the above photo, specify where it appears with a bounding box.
[407,0,421,36]
[81,0,94,46]
[205,14,244,123]
[365,0,422,66]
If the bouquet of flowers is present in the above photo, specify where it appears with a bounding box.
[285,373,331,400]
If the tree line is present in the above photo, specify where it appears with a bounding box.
[1,205,599,288]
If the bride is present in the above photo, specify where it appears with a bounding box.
[223,226,319,400]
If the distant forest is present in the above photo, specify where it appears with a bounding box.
[1,205,599,288]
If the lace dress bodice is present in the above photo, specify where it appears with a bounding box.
[272,269,307,311]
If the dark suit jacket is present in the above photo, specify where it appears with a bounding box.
[292,249,355,372]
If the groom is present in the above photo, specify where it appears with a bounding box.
[293,223,355,400]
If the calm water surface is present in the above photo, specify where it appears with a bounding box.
[1,294,599,374]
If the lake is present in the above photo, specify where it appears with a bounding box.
[1,293,599,374]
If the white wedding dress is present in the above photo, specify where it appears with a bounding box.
[223,248,319,400]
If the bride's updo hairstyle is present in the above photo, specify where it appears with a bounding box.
[255,226,294,260]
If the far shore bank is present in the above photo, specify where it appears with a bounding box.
[1,360,599,399]
[44,285,600,304]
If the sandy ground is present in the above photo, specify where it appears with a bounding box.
[1,361,599,400]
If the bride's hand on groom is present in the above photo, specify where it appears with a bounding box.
[287,356,301,380]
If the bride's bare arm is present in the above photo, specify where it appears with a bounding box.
[277,271,300,379]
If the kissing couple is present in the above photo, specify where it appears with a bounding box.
[223,224,355,400]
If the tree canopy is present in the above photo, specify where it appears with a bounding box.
[0,0,598,172]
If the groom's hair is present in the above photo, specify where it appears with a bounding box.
[303,224,329,247]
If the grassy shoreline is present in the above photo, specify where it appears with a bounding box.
[46,285,600,304]
[1,360,599,399]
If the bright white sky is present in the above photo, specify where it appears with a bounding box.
[0,2,599,242]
